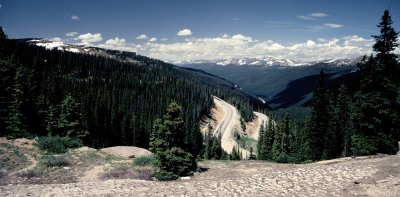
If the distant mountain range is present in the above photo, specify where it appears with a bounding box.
[178,57,365,108]
[174,57,362,68]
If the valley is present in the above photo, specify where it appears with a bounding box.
[179,58,360,108]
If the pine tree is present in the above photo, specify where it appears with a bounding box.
[149,103,196,180]
[57,95,87,138]
[306,71,331,160]
[256,124,266,159]
[6,66,27,138]
[0,27,7,57]
[353,10,399,155]
[272,114,290,162]
[249,147,256,160]
[322,93,338,160]
[336,85,352,157]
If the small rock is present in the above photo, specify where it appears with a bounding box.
[63,167,70,170]
[180,176,191,180]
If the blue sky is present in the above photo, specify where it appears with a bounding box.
[1,0,399,61]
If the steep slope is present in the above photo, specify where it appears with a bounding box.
[1,38,269,149]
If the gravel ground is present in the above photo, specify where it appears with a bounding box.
[1,155,399,197]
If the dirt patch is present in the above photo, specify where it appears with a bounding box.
[100,146,152,159]
[200,97,225,136]
[245,112,270,141]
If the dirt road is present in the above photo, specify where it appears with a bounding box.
[1,155,399,196]
[213,97,249,156]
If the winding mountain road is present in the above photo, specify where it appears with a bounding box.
[212,97,249,156]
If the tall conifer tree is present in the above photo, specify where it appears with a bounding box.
[353,10,399,155]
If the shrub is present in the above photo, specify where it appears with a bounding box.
[0,170,7,180]
[16,169,38,178]
[133,155,155,166]
[41,156,70,167]
[36,136,82,153]
[101,167,133,179]
[101,166,153,181]
[153,147,195,181]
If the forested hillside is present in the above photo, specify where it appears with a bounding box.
[0,30,268,149]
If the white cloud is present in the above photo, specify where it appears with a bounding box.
[76,33,375,63]
[231,34,252,42]
[105,37,126,46]
[149,37,157,42]
[0,3,2,9]
[324,23,343,28]
[161,38,168,41]
[131,34,374,62]
[75,33,103,44]
[298,15,314,20]
[50,37,63,42]
[71,15,80,21]
[66,32,78,37]
[343,35,373,48]
[310,13,328,17]
[177,29,192,36]
[136,34,149,40]
[306,40,316,47]
[298,12,328,20]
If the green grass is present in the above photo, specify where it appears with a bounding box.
[0,145,30,171]
[36,136,82,154]
[133,155,155,167]
[40,155,70,167]
[234,131,257,151]
[0,143,13,149]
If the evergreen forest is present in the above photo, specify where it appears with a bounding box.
[0,29,268,151]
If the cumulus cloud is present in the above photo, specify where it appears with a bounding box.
[149,37,157,42]
[66,32,78,37]
[71,15,80,21]
[50,37,63,42]
[80,33,375,63]
[136,34,149,40]
[231,34,252,42]
[134,34,374,62]
[177,29,192,36]
[97,37,134,51]
[105,37,126,46]
[75,33,103,44]
[324,23,343,28]
[306,40,316,47]
[298,12,328,20]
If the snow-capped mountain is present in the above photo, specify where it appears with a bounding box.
[176,57,361,67]
[26,39,141,63]
[29,39,94,54]
[215,57,312,67]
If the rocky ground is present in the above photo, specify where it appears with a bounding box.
[1,143,399,197]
